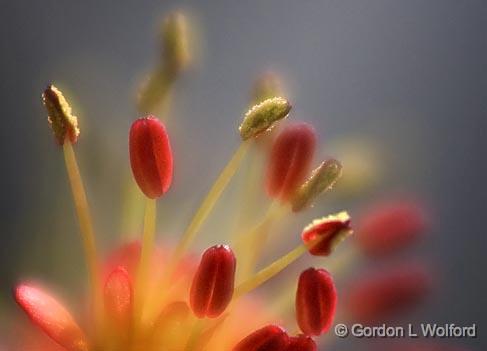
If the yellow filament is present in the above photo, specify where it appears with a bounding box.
[172,141,250,262]
[134,198,157,324]
[233,146,263,229]
[183,319,205,351]
[234,239,316,299]
[235,201,285,280]
[62,143,101,332]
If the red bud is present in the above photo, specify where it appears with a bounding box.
[190,245,236,318]
[286,335,317,351]
[296,268,337,336]
[14,284,88,351]
[266,123,316,201]
[129,116,173,199]
[346,263,431,324]
[357,199,427,257]
[104,266,133,324]
[233,325,290,351]
[302,212,352,256]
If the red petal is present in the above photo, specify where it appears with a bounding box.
[104,266,133,324]
[346,263,431,324]
[357,199,428,257]
[286,335,317,351]
[233,325,290,351]
[266,123,316,201]
[190,245,236,318]
[302,212,352,256]
[296,268,337,336]
[129,116,173,199]
[14,284,88,351]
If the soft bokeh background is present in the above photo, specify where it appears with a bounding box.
[0,0,485,349]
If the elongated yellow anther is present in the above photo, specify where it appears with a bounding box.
[137,11,191,114]
[43,85,80,145]
[239,97,291,141]
[292,159,343,212]
[161,11,190,75]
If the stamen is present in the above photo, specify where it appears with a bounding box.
[295,268,337,336]
[292,159,342,212]
[129,116,173,199]
[239,97,291,141]
[301,212,353,256]
[137,12,190,114]
[42,85,80,145]
[42,86,100,308]
[190,245,236,318]
[172,97,292,266]
[129,116,173,323]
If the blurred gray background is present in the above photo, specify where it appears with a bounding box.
[0,0,485,349]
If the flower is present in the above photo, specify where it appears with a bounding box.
[10,75,354,351]
[7,11,446,351]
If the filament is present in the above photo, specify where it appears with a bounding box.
[62,142,101,334]
[234,201,285,280]
[172,141,250,262]
[134,198,157,324]
[234,239,317,299]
